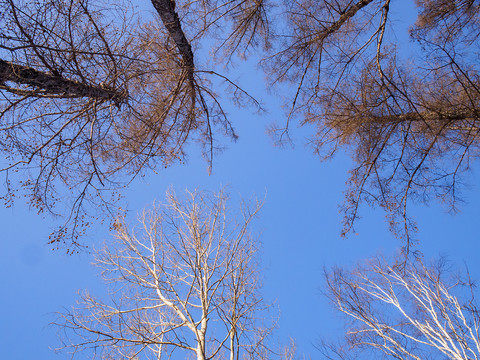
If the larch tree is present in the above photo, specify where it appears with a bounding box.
[3,0,480,252]
[265,0,480,251]
[322,256,480,360]
[54,189,288,360]
[0,0,267,247]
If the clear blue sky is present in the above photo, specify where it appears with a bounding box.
[1,1,480,358]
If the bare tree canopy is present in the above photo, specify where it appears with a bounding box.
[54,189,290,359]
[322,256,480,360]
[265,0,480,250]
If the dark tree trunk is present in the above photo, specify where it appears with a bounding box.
[150,0,195,79]
[0,59,125,103]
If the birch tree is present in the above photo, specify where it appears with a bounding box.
[55,189,284,359]
[322,256,480,360]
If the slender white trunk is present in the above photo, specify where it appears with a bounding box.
[230,302,237,360]
[229,328,235,360]
[196,347,206,360]
[196,314,208,360]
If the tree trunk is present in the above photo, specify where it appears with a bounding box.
[0,59,125,103]
[150,0,194,69]
[150,0,195,85]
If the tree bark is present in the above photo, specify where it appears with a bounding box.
[0,59,125,103]
[150,0,195,79]
[354,109,480,125]
[313,0,375,43]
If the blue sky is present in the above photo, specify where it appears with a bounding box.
[1,0,480,358]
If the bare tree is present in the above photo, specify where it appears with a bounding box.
[322,255,480,360]
[265,0,480,251]
[0,0,266,247]
[55,189,286,359]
